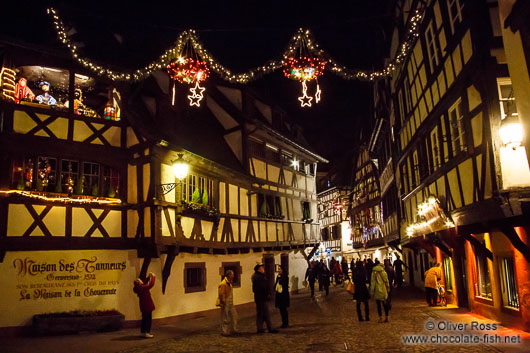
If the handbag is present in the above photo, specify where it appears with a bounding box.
[275,281,283,294]
[346,281,355,294]
[302,280,308,288]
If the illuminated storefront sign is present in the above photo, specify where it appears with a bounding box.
[407,197,454,237]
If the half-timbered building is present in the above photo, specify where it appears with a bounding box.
[392,0,530,331]
[317,186,350,261]
[0,39,326,332]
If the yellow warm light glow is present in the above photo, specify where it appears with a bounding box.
[0,190,121,205]
[499,119,523,149]
[172,154,189,180]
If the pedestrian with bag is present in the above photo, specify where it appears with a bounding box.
[425,263,442,306]
[370,259,390,323]
[252,264,279,334]
[353,260,370,322]
[275,265,290,328]
[133,272,156,338]
[218,269,238,336]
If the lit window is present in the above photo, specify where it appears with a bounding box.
[499,257,519,309]
[442,257,453,291]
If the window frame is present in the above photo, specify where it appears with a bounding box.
[184,262,206,294]
[220,261,242,288]
[425,22,440,72]
[447,0,464,34]
[497,77,518,121]
[448,99,467,157]
[499,256,519,310]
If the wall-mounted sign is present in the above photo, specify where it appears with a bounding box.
[12,252,126,302]
[407,197,454,237]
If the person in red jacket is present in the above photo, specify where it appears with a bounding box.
[133,272,156,338]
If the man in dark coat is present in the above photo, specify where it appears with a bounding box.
[341,258,350,282]
[133,272,156,338]
[305,263,317,298]
[252,264,278,333]
[353,261,370,321]
[275,265,290,328]
[393,255,407,287]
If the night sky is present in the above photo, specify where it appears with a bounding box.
[1,1,393,166]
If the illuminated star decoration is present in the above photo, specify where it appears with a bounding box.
[315,82,321,103]
[187,81,205,107]
[298,81,313,107]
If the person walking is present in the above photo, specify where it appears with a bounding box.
[365,258,374,284]
[275,265,290,328]
[305,263,317,298]
[353,260,370,322]
[133,272,156,338]
[341,258,349,282]
[393,255,407,287]
[252,264,278,334]
[370,259,390,323]
[384,259,395,311]
[218,269,238,336]
[425,263,442,306]
[321,264,331,296]
[332,261,343,285]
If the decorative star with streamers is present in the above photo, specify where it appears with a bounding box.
[298,81,313,107]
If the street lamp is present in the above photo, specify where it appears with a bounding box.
[499,116,523,150]
[157,153,189,196]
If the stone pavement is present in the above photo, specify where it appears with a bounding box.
[2,284,530,353]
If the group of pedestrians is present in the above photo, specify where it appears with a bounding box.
[129,255,420,338]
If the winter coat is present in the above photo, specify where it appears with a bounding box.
[305,267,316,283]
[370,264,389,301]
[385,265,395,288]
[218,277,232,306]
[275,274,290,308]
[133,274,155,312]
[252,271,269,303]
[353,269,370,301]
[320,269,331,287]
[332,263,343,275]
[425,266,442,289]
[341,261,349,276]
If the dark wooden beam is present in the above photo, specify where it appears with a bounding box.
[139,257,151,282]
[161,246,178,294]
[499,225,530,263]
[461,232,493,260]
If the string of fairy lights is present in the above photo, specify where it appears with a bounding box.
[46,6,425,106]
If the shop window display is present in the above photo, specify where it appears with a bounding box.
[5,65,121,120]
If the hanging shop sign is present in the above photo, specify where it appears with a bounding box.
[406,197,454,237]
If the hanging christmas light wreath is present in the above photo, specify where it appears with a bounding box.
[283,32,326,107]
[166,38,210,107]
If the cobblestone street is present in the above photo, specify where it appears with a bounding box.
[3,285,530,353]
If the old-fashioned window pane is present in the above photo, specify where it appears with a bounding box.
[426,22,440,71]
[497,78,518,121]
[448,99,467,157]
[36,157,57,192]
[184,262,206,293]
[447,0,464,34]
[82,162,100,196]
[442,256,453,291]
[61,159,78,194]
[500,257,519,309]
[475,249,492,299]
[220,262,242,288]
